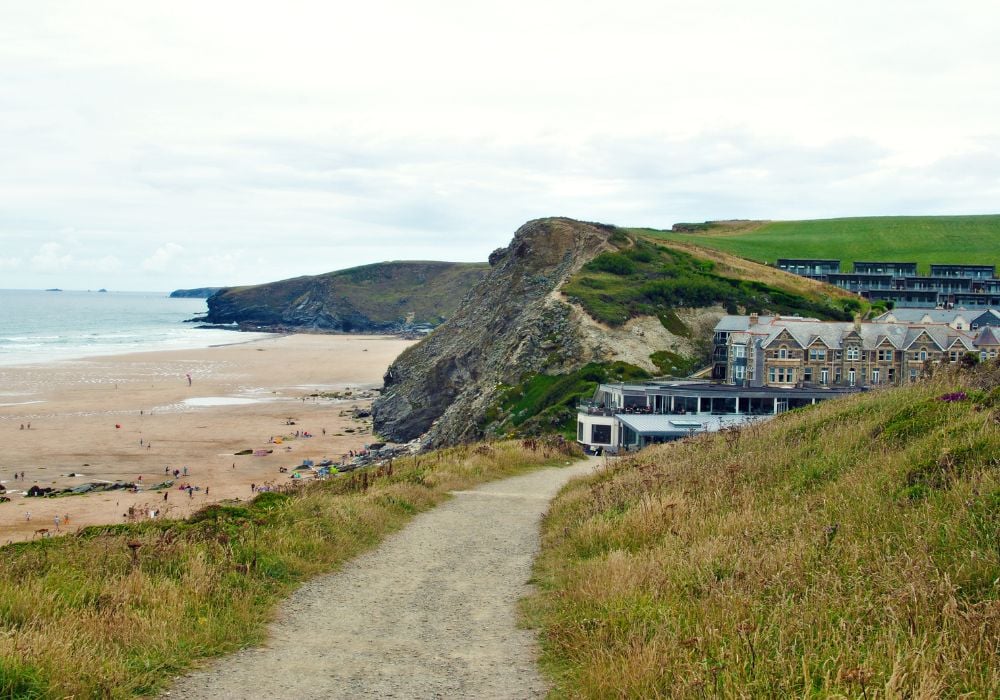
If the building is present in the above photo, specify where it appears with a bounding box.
[776,259,840,278]
[774,259,1000,308]
[576,380,856,453]
[929,264,996,279]
[853,261,918,277]
[713,314,986,388]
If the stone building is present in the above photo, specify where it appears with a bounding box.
[712,314,992,388]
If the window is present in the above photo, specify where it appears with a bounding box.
[591,424,611,445]
[835,368,842,383]
[878,349,893,362]
[734,365,746,380]
[872,368,880,384]
[909,369,919,381]
[848,369,856,386]
[920,350,927,361]
[733,344,746,358]
[846,346,860,361]
[888,368,895,382]
[577,421,584,441]
[778,347,788,359]
[809,348,826,361]
[821,368,829,384]
[769,367,794,384]
[803,367,813,383]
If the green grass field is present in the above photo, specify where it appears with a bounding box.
[640,215,1000,274]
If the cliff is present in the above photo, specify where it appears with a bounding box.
[373,218,617,446]
[170,287,224,299]
[201,261,488,333]
[373,217,857,447]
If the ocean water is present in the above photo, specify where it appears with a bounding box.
[0,289,270,366]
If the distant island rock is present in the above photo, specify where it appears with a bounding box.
[45,288,62,292]
[169,287,224,299]
[199,261,489,334]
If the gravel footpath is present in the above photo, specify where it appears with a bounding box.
[165,458,599,699]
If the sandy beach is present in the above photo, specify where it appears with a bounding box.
[0,333,415,545]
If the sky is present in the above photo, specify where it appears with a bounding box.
[1,1,999,291]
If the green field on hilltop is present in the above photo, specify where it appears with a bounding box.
[639,215,1000,274]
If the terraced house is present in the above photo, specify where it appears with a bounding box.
[713,314,999,388]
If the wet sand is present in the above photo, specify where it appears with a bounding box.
[0,334,415,545]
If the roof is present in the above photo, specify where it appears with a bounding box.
[714,314,816,333]
[615,413,764,435]
[874,308,974,324]
[977,326,1000,346]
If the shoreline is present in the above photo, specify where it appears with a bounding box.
[0,333,416,544]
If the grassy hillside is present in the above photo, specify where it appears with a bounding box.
[641,215,1000,273]
[525,362,1000,697]
[0,440,576,698]
[561,232,859,329]
[206,261,489,330]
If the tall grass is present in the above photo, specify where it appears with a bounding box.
[0,439,578,698]
[525,363,1000,698]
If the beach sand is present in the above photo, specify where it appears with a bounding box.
[0,333,415,545]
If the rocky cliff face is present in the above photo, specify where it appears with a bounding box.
[373,218,712,446]
[202,261,488,333]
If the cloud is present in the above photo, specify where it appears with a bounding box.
[141,243,185,272]
[30,242,73,272]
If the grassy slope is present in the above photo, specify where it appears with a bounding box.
[210,261,489,327]
[561,233,860,330]
[525,363,1000,697]
[642,215,1000,273]
[0,440,577,699]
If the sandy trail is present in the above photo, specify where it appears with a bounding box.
[166,457,600,700]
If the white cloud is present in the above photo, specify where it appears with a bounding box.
[30,242,73,272]
[141,243,185,272]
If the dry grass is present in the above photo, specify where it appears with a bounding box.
[525,363,1000,698]
[0,438,579,698]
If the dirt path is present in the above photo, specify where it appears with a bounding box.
[165,457,600,699]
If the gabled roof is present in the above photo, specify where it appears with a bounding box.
[976,326,1000,346]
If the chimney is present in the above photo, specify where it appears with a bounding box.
[749,312,759,326]
[854,314,862,333]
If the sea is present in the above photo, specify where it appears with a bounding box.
[0,289,271,367]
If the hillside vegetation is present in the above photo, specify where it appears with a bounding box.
[643,215,1000,273]
[204,261,488,332]
[562,234,858,329]
[0,440,575,698]
[525,362,1000,697]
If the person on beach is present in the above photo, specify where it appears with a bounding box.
[186,373,192,386]
[53,515,60,531]
[25,512,30,521]
[163,491,168,502]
